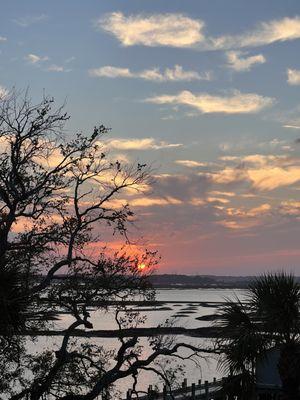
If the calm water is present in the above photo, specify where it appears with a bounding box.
[30,288,245,398]
[56,287,246,330]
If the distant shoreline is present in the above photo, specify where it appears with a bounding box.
[149,274,256,289]
[22,326,222,340]
[50,274,259,289]
[152,284,247,289]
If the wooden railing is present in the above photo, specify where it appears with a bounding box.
[125,377,223,399]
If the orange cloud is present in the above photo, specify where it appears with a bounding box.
[210,154,300,191]
[248,166,300,190]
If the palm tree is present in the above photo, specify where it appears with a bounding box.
[249,273,300,344]
[216,299,265,399]
[216,273,300,399]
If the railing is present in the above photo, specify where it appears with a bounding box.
[125,377,223,399]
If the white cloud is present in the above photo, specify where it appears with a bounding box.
[25,53,49,65]
[226,51,266,71]
[90,66,132,78]
[160,115,176,121]
[89,64,211,82]
[287,68,300,85]
[219,156,240,162]
[97,12,205,47]
[175,160,207,168]
[13,14,47,27]
[145,90,274,114]
[209,16,300,50]
[105,137,182,150]
[283,124,300,129]
[24,55,70,72]
[47,64,68,72]
[141,65,211,81]
[0,37,7,42]
[98,13,300,50]
[65,56,76,64]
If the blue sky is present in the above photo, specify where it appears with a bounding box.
[2,0,300,274]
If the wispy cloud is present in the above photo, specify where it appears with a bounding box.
[209,16,300,50]
[145,90,274,114]
[279,200,300,216]
[25,54,70,73]
[208,190,235,197]
[0,37,7,42]
[89,65,212,82]
[226,51,266,71]
[275,105,300,130]
[25,53,49,65]
[105,137,182,150]
[13,14,47,28]
[175,160,208,168]
[65,56,76,64]
[98,12,204,47]
[47,64,70,73]
[131,196,182,207]
[98,12,300,50]
[283,124,300,129]
[217,218,264,231]
[217,203,272,230]
[90,66,132,78]
[287,68,300,85]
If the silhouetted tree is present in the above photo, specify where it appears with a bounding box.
[0,89,206,400]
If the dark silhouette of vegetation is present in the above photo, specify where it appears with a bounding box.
[0,89,207,400]
[216,272,300,400]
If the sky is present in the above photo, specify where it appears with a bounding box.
[2,0,300,275]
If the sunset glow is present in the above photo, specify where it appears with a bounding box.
[3,0,300,274]
[137,263,146,271]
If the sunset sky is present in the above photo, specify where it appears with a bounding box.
[2,0,300,274]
